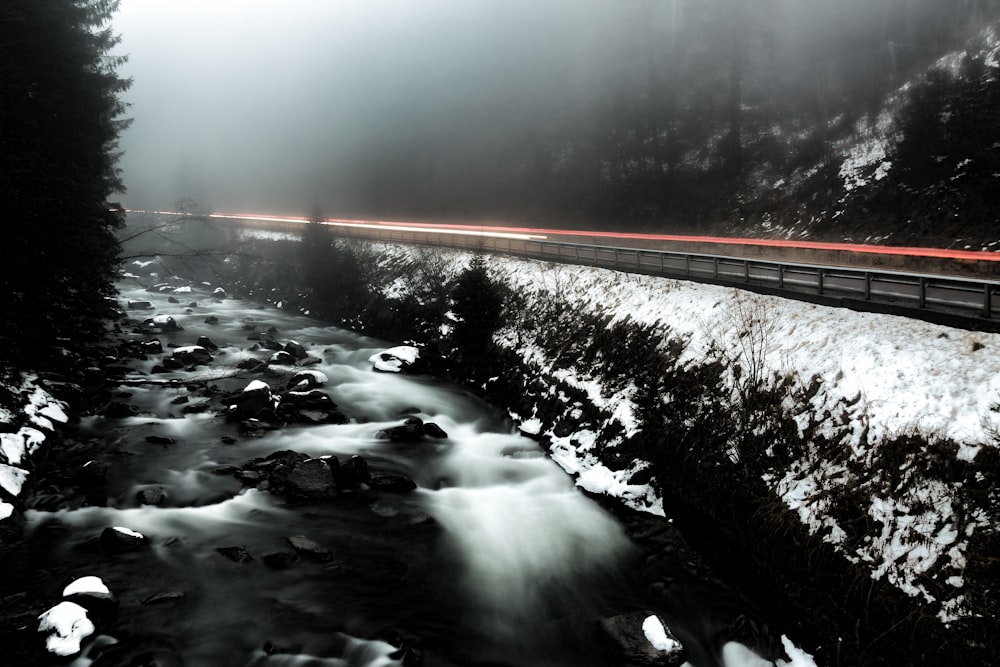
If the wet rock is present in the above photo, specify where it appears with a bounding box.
[167,296,179,304]
[141,339,163,354]
[169,345,213,366]
[368,472,418,493]
[136,487,166,506]
[336,455,370,489]
[212,287,226,299]
[127,300,154,310]
[285,458,337,499]
[204,315,219,325]
[286,535,332,562]
[422,422,448,439]
[144,435,176,445]
[220,436,238,445]
[276,389,348,425]
[62,576,117,622]
[236,357,267,372]
[368,345,420,373]
[216,546,254,563]
[268,350,296,365]
[283,340,308,360]
[141,314,182,333]
[376,416,427,442]
[262,551,299,569]
[599,611,685,667]
[100,526,150,555]
[196,335,219,351]
[226,380,277,422]
[297,356,323,367]
[287,370,328,390]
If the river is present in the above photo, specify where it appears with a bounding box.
[18,280,790,667]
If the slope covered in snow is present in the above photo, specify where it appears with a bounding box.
[374,243,999,629]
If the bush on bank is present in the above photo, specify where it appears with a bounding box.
[204,233,998,665]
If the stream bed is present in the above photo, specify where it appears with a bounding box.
[14,280,793,667]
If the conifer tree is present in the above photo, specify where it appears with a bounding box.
[0,0,131,367]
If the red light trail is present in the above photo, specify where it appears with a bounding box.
[131,210,1000,264]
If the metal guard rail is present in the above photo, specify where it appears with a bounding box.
[285,222,1000,324]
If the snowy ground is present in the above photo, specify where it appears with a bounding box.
[0,374,69,521]
[379,244,999,626]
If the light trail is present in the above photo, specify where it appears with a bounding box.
[128,209,1000,264]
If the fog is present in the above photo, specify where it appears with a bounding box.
[113,0,995,222]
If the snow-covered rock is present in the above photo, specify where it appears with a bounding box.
[600,611,686,666]
[369,345,420,373]
[37,601,95,656]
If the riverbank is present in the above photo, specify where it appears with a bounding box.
[208,237,998,665]
[1,278,797,667]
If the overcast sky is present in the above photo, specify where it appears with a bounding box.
[111,0,957,218]
[113,0,641,215]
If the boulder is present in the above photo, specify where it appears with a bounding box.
[226,380,277,422]
[236,357,267,372]
[599,611,685,667]
[336,455,370,489]
[422,422,448,439]
[61,576,117,622]
[99,526,150,554]
[196,335,219,351]
[170,345,213,366]
[268,350,296,365]
[127,300,154,310]
[276,389,348,425]
[368,345,420,373]
[376,416,427,442]
[37,601,95,657]
[285,458,337,499]
[141,314,182,333]
[136,487,166,506]
[287,370,329,390]
[204,315,219,325]
[283,340,308,360]
[286,535,332,562]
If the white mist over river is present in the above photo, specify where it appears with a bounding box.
[20,280,806,666]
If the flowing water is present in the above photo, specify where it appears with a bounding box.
[18,281,783,667]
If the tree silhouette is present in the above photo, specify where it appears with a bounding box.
[1,0,131,367]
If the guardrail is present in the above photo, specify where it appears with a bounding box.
[232,217,1000,327]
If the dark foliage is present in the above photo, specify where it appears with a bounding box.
[0,0,130,369]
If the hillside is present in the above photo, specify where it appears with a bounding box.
[733,23,1000,251]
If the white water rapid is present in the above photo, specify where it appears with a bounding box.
[16,279,802,667]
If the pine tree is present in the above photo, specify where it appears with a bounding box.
[0,0,131,367]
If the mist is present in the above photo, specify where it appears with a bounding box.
[113,0,997,223]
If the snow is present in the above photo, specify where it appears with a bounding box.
[243,380,270,393]
[369,345,420,372]
[375,243,1000,624]
[642,614,681,652]
[0,464,29,497]
[63,576,111,598]
[37,601,95,656]
[0,502,13,521]
[111,526,145,539]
